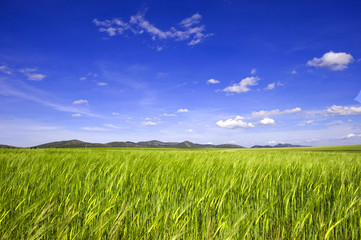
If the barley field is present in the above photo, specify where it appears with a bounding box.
[1,146,361,239]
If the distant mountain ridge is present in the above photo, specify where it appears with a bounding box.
[0,140,308,149]
[30,139,245,149]
[251,143,307,148]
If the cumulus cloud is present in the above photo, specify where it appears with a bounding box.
[73,99,88,105]
[216,118,255,129]
[207,78,220,84]
[94,12,212,46]
[0,65,12,75]
[251,107,301,118]
[97,82,108,86]
[327,105,361,116]
[258,117,275,125]
[72,113,82,117]
[307,51,354,71]
[223,76,260,93]
[177,108,189,113]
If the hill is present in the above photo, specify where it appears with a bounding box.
[30,140,245,149]
[251,143,307,148]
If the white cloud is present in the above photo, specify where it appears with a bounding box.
[73,99,88,105]
[185,129,194,132]
[251,68,256,75]
[265,82,275,90]
[72,113,82,117]
[97,82,108,86]
[104,124,123,129]
[179,13,202,28]
[251,107,301,118]
[81,127,107,131]
[27,73,46,81]
[305,120,314,125]
[112,112,120,116]
[80,77,86,81]
[216,118,255,129]
[141,121,157,126]
[163,113,176,117]
[306,138,320,143]
[177,108,189,113]
[327,105,361,116]
[0,65,12,75]
[223,76,260,93]
[94,12,212,46]
[207,78,220,84]
[19,68,37,73]
[268,140,277,145]
[291,70,297,74]
[307,51,354,71]
[19,68,46,81]
[258,117,275,125]
[341,133,361,139]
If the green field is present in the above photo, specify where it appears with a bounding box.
[1,146,361,239]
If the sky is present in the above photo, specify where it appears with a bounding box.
[0,0,361,147]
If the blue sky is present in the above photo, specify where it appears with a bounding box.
[0,0,361,147]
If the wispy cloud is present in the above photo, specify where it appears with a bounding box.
[104,123,123,129]
[141,121,158,126]
[340,133,361,139]
[265,82,275,90]
[82,127,107,131]
[73,99,88,105]
[72,113,82,117]
[307,51,354,71]
[19,68,46,81]
[0,65,13,75]
[223,76,260,94]
[163,113,176,117]
[251,107,301,118]
[250,68,256,75]
[97,82,108,86]
[93,12,212,46]
[0,78,101,118]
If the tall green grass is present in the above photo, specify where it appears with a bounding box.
[0,147,361,239]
